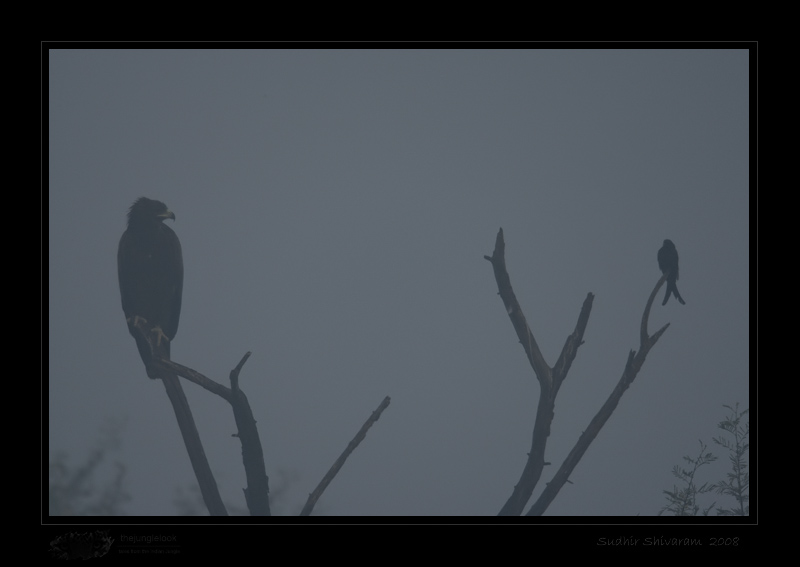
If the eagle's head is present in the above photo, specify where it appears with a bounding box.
[127,197,175,226]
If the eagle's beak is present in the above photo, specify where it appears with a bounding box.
[159,210,176,221]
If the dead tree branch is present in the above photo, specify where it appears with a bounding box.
[132,319,227,516]
[229,353,271,516]
[153,352,271,516]
[300,396,392,516]
[159,359,233,402]
[526,273,670,515]
[484,229,674,515]
[484,228,593,516]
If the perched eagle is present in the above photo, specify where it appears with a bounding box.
[657,239,685,306]
[118,197,183,378]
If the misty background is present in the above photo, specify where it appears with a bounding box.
[48,48,749,516]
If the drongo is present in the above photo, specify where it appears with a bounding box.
[658,239,685,306]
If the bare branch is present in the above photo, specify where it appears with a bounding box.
[527,275,673,516]
[227,353,270,516]
[158,359,233,402]
[552,293,594,395]
[641,273,670,347]
[484,228,551,386]
[230,351,252,392]
[300,396,391,516]
[159,374,227,516]
[130,321,227,516]
[152,344,269,515]
[486,229,593,516]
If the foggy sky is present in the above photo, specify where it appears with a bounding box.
[48,48,750,516]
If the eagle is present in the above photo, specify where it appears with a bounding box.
[118,197,183,378]
[657,239,685,306]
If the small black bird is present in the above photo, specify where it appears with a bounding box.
[658,239,685,306]
[118,197,184,378]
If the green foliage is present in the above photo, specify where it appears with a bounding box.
[659,441,717,516]
[659,403,749,516]
[712,403,749,516]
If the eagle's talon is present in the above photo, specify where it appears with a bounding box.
[151,326,170,347]
[127,315,148,328]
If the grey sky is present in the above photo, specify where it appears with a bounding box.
[48,48,750,516]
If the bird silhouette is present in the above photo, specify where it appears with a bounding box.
[118,197,183,378]
[658,239,685,306]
